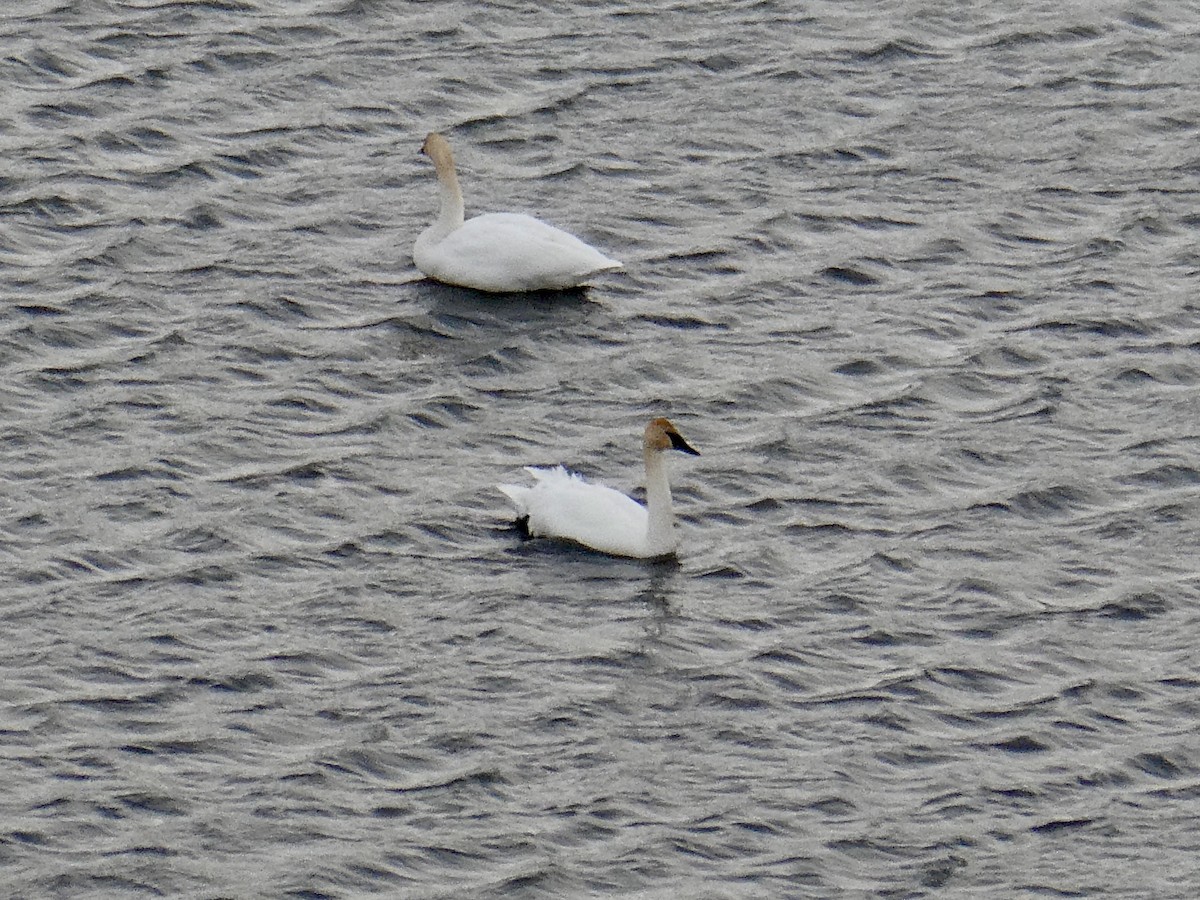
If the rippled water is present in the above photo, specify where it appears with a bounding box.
[3,2,1199,898]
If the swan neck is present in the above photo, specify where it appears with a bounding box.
[426,152,465,241]
[643,448,675,554]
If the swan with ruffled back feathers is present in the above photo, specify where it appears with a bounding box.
[498,418,700,559]
[414,132,623,293]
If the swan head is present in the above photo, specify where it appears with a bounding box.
[420,132,455,173]
[645,417,700,456]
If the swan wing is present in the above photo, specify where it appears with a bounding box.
[424,213,622,292]
[500,466,649,557]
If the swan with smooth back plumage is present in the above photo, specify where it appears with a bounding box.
[414,132,623,293]
[498,418,700,559]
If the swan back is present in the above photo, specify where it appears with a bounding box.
[501,466,650,557]
[421,213,620,292]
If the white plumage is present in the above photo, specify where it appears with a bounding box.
[414,132,622,293]
[499,418,700,559]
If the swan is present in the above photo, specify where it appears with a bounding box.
[414,132,623,293]
[498,418,700,559]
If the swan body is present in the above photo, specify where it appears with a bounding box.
[498,418,700,559]
[415,132,622,293]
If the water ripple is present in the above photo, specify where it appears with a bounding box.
[1,2,1199,898]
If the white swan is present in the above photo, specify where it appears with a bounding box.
[498,418,700,559]
[414,132,623,293]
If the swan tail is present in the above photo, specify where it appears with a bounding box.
[499,467,577,511]
[497,482,531,515]
[525,464,579,484]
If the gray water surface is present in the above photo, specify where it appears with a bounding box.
[2,2,1199,898]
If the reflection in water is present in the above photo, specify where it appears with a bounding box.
[636,556,681,615]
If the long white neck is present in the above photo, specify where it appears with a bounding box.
[643,448,677,556]
[418,155,465,250]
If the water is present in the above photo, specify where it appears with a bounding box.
[2,2,1199,897]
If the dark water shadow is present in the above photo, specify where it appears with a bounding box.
[500,530,683,603]
[415,279,606,331]
[634,556,682,613]
[295,279,605,335]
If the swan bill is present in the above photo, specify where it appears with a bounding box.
[668,431,700,456]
